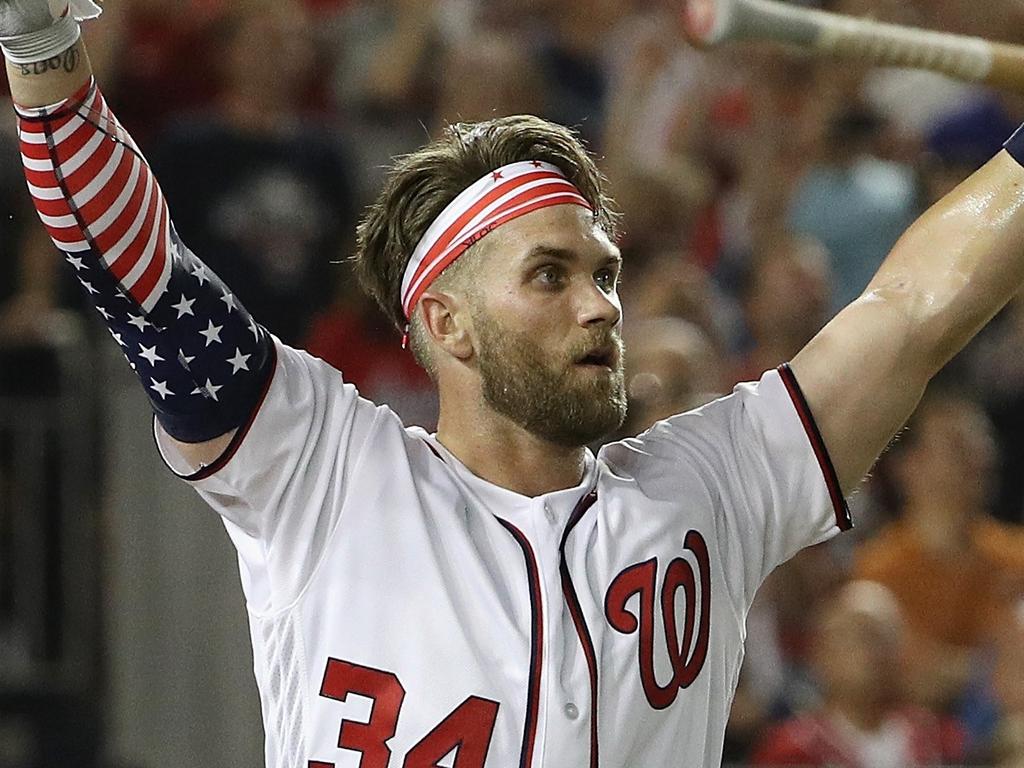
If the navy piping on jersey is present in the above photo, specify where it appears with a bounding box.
[495,517,544,768]
[558,489,600,768]
[777,363,853,531]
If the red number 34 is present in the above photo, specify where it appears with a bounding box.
[309,658,500,768]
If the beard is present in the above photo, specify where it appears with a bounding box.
[473,309,627,447]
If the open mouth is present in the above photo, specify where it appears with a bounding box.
[575,345,616,369]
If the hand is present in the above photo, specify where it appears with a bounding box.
[0,0,99,64]
[0,0,98,38]
[0,0,54,38]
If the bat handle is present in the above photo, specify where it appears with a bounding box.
[810,14,996,83]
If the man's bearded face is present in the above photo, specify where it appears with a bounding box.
[473,305,626,446]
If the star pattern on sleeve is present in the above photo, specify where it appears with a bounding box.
[138,344,165,367]
[149,379,173,400]
[191,263,208,286]
[199,320,224,347]
[171,294,195,318]
[127,313,151,331]
[69,234,266,408]
[20,81,272,442]
[227,348,251,374]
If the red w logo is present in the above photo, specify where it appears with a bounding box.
[604,531,712,710]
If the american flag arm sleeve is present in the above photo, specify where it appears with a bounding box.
[16,78,274,443]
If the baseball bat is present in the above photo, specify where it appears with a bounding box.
[681,0,1024,92]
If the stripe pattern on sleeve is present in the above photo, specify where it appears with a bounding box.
[18,78,171,312]
[16,78,274,443]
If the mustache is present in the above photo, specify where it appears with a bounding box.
[567,330,624,365]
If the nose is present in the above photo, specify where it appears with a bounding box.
[576,280,621,329]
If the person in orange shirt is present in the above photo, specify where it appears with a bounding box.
[855,391,1024,707]
[751,581,964,768]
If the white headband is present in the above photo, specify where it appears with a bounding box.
[400,160,593,323]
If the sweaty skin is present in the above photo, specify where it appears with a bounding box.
[791,156,1024,492]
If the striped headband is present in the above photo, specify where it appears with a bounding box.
[400,160,593,324]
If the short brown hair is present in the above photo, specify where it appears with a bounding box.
[353,115,620,336]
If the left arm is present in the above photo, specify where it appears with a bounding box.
[790,147,1024,492]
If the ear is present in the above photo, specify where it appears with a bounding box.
[419,290,474,360]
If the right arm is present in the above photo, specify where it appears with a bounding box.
[6,38,266,469]
[4,6,389,612]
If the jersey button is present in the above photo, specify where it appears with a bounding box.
[564,703,579,720]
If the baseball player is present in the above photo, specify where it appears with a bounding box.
[4,3,1024,767]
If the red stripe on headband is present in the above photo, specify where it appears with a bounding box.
[403,181,588,317]
[409,178,580,294]
[407,190,589,317]
[401,169,591,318]
[405,171,566,296]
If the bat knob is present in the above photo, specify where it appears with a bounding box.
[680,0,735,47]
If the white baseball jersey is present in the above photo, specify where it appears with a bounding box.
[157,339,850,768]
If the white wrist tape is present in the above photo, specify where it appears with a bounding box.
[0,13,80,65]
[0,0,101,65]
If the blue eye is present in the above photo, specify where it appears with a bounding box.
[595,268,618,292]
[536,266,563,286]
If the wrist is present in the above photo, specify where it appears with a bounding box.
[0,14,80,65]
[6,41,91,109]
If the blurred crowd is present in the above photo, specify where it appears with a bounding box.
[4,0,1024,765]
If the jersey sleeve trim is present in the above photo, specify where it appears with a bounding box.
[152,341,279,482]
[777,363,852,531]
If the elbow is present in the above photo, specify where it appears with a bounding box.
[867,287,989,380]
[853,285,957,380]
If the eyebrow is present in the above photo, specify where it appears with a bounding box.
[522,244,622,267]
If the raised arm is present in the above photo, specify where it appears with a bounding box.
[790,145,1024,492]
[2,4,272,470]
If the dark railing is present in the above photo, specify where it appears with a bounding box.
[0,319,103,768]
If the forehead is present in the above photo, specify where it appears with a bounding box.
[475,204,619,268]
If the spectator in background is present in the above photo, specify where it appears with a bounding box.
[101,0,226,147]
[617,316,724,438]
[323,0,444,203]
[989,604,1024,768]
[787,105,919,312]
[601,10,714,258]
[0,92,82,347]
[733,231,832,381]
[855,391,1024,709]
[532,0,629,150]
[959,600,1024,765]
[970,292,1024,524]
[705,51,833,277]
[148,0,356,346]
[303,277,438,429]
[751,581,964,767]
[623,250,735,351]
[433,29,547,129]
